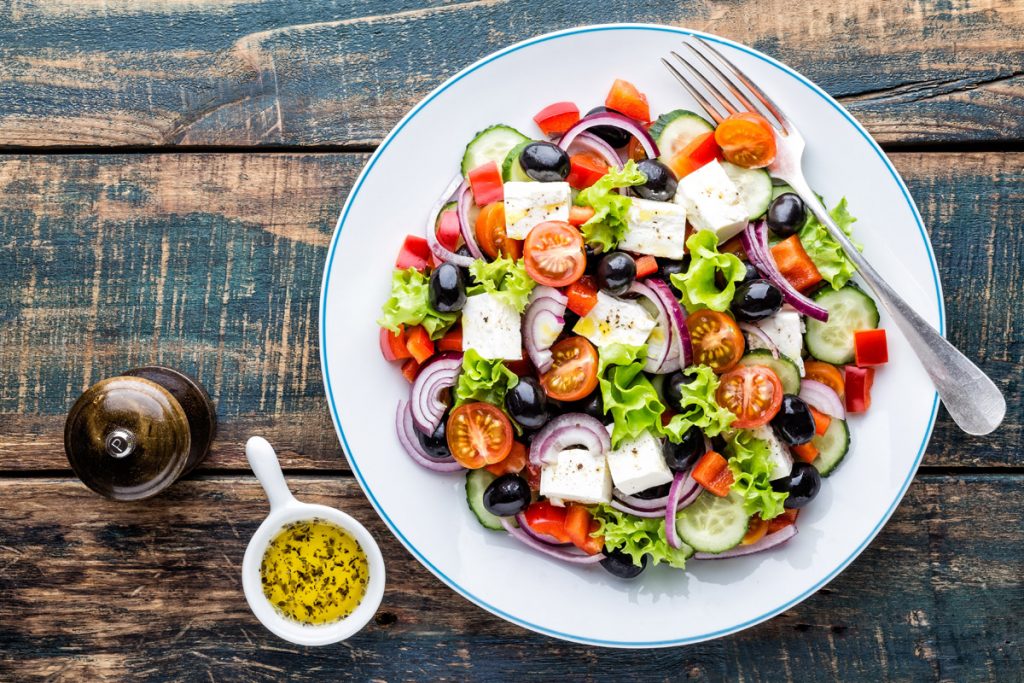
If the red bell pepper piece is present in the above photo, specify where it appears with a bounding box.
[844,365,875,413]
[566,153,609,189]
[854,328,889,366]
[564,504,604,555]
[379,325,411,362]
[564,275,599,317]
[400,358,421,383]
[436,325,463,353]
[666,131,721,178]
[634,255,658,279]
[568,205,596,226]
[605,78,651,123]
[468,161,503,205]
[436,209,461,252]
[791,441,820,464]
[692,451,734,497]
[809,407,831,437]
[533,101,580,136]
[395,235,432,271]
[767,509,799,534]
[405,325,435,364]
[523,501,571,543]
[770,235,823,292]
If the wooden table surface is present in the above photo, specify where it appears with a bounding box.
[1,2,1021,680]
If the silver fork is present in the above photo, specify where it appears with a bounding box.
[662,38,1005,435]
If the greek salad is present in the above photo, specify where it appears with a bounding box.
[378,78,888,578]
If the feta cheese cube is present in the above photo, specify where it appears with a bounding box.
[606,431,673,495]
[572,292,656,349]
[461,292,522,360]
[749,305,805,373]
[540,447,612,505]
[503,181,571,240]
[674,159,748,243]
[751,426,794,481]
[618,198,687,259]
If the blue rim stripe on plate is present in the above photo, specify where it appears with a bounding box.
[319,23,944,648]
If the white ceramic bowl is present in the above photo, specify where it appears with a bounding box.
[241,437,386,646]
[320,25,943,647]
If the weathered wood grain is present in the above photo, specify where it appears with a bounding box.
[0,152,1019,472]
[0,475,1019,681]
[0,0,1022,148]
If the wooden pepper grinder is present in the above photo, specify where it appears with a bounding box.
[64,367,217,501]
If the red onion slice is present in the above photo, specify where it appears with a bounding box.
[613,488,669,511]
[515,512,571,546]
[739,322,780,358]
[410,352,463,434]
[529,413,611,467]
[608,499,666,518]
[693,524,798,559]
[800,379,846,419]
[396,401,464,473]
[559,111,660,159]
[626,280,674,373]
[664,471,689,549]
[646,278,693,368]
[523,286,568,373]
[742,222,828,322]
[559,131,623,170]
[501,517,604,565]
[456,179,486,260]
[426,176,475,268]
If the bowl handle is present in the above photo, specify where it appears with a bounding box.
[246,436,296,511]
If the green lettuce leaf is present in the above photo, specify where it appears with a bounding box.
[467,257,536,313]
[377,267,457,339]
[575,160,647,253]
[597,344,665,448]
[798,197,860,289]
[453,349,519,408]
[670,230,746,313]
[591,504,690,569]
[724,429,788,520]
[660,364,736,440]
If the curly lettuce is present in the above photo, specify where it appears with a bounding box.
[660,364,736,441]
[725,429,788,520]
[377,267,457,339]
[670,230,746,313]
[798,197,860,289]
[591,504,690,569]
[574,160,647,253]
[453,349,519,408]
[467,257,535,313]
[597,344,665,448]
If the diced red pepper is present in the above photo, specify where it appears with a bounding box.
[379,325,411,362]
[770,235,823,292]
[766,509,798,534]
[692,451,735,497]
[533,101,581,136]
[791,441,820,464]
[395,235,432,271]
[437,325,463,353]
[845,365,875,413]
[854,328,889,367]
[634,255,658,279]
[400,358,421,383]
[568,205,596,226]
[523,501,571,543]
[436,209,461,252]
[468,161,503,205]
[564,275,599,317]
[666,131,721,178]
[564,504,604,555]
[809,407,832,437]
[719,234,748,261]
[566,152,609,189]
[405,326,435,364]
[605,78,651,123]
[485,441,528,476]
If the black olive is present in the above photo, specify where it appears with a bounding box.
[710,434,728,454]
[560,309,581,336]
[416,419,451,460]
[505,377,549,430]
[657,257,689,296]
[731,279,783,322]
[771,394,816,445]
[482,474,532,517]
[584,244,602,274]
[597,252,636,296]
[633,159,678,202]
[771,462,822,508]
[633,482,672,499]
[519,141,571,182]
[456,245,472,258]
[600,548,648,579]
[586,106,632,148]
[766,193,807,238]
[662,371,688,413]
[663,427,705,473]
[428,263,466,313]
[566,391,608,423]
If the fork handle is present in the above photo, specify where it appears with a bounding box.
[783,175,1005,435]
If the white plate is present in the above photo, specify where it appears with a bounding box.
[320,24,943,647]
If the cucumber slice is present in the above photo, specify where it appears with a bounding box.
[466,469,503,531]
[461,124,530,176]
[501,140,534,182]
[675,491,749,554]
[804,285,880,364]
[812,418,850,476]
[737,349,801,395]
[722,161,772,220]
[649,109,714,160]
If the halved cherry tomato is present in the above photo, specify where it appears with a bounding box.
[714,112,777,169]
[716,365,784,429]
[804,360,845,399]
[568,205,596,226]
[540,336,599,401]
[395,235,432,271]
[854,328,889,366]
[686,309,745,373]
[533,101,580,136]
[605,78,651,122]
[379,325,411,362]
[475,202,522,260]
[405,326,435,364]
[437,325,463,353]
[666,131,721,177]
[809,407,831,437]
[523,501,571,543]
[566,152,609,189]
[634,255,658,279]
[741,514,769,545]
[791,441,820,464]
[565,505,604,555]
[400,358,421,383]
[691,450,734,497]
[467,161,503,205]
[523,221,586,287]
[719,234,747,260]
[771,235,822,292]
[446,402,513,469]
[564,275,599,317]
[845,365,875,413]
[766,509,798,534]
[436,209,461,251]
[485,440,528,476]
